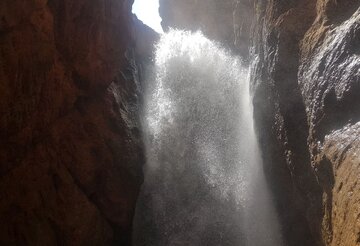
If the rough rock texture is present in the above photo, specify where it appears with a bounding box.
[159,0,360,245]
[250,1,323,245]
[0,0,156,245]
[159,0,254,59]
[1,0,358,245]
[299,3,360,245]
[251,0,360,245]
[315,123,360,246]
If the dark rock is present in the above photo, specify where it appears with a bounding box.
[0,0,157,244]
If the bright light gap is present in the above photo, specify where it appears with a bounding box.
[132,0,163,33]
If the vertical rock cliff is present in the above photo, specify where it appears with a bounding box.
[1,0,358,245]
[160,0,359,246]
[299,2,360,245]
[251,1,323,245]
[252,1,360,245]
[0,0,157,245]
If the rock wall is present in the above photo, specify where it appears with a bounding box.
[299,2,360,245]
[160,0,360,245]
[251,1,323,245]
[252,0,360,245]
[0,0,157,245]
[1,0,358,245]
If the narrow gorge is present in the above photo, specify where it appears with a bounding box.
[0,0,359,246]
[133,30,282,246]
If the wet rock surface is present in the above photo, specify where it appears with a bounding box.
[0,0,157,244]
[1,0,358,245]
[299,4,360,245]
[316,123,360,246]
[160,0,360,245]
[252,1,360,245]
[250,1,324,245]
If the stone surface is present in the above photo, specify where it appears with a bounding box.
[159,0,360,245]
[1,0,359,245]
[299,3,360,245]
[250,1,323,245]
[0,0,157,244]
[251,0,360,245]
[315,123,360,246]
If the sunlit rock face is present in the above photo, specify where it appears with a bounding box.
[299,3,360,245]
[0,0,157,244]
[252,1,360,246]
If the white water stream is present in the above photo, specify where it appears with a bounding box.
[133,30,283,246]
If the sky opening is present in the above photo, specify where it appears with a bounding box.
[132,0,163,33]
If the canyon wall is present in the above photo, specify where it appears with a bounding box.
[160,0,360,246]
[252,1,360,245]
[0,0,156,244]
[1,0,358,245]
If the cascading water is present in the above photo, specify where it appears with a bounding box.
[133,30,283,246]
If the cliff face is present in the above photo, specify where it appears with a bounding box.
[1,0,358,245]
[0,0,156,245]
[299,3,360,245]
[160,0,360,246]
[251,1,323,245]
[252,1,360,245]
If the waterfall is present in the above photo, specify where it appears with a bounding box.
[133,30,283,246]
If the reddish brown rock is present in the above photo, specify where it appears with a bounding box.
[1,0,358,245]
[298,2,360,245]
[0,0,157,244]
[251,0,360,245]
[315,123,360,246]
